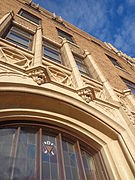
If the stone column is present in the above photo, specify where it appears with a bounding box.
[33,26,42,66]
[0,11,13,36]
[61,39,84,88]
[84,50,119,102]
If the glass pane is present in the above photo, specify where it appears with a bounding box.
[128,86,135,95]
[0,128,17,179]
[76,62,89,75]
[14,128,37,180]
[57,29,74,43]
[62,141,80,180]
[21,11,40,25]
[42,133,59,180]
[12,26,31,38]
[7,32,30,46]
[6,38,29,49]
[107,55,123,69]
[81,150,97,180]
[43,46,61,64]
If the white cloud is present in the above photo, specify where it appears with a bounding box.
[126,0,135,6]
[117,4,124,15]
[32,0,135,57]
[113,16,135,57]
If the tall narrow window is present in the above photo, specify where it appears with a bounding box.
[3,26,33,50]
[62,141,80,180]
[122,78,135,95]
[42,133,59,180]
[43,41,62,64]
[74,55,90,76]
[106,55,123,69]
[57,28,74,43]
[0,128,17,179]
[81,150,97,180]
[19,9,40,25]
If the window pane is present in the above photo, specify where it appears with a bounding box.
[74,56,89,76]
[20,10,40,25]
[0,128,17,179]
[7,32,29,46]
[81,150,97,180]
[122,79,135,95]
[44,47,60,61]
[6,38,29,49]
[43,45,61,64]
[14,128,37,179]
[57,28,74,43]
[107,55,123,69]
[76,62,89,74]
[62,141,80,180]
[42,134,59,180]
[4,26,32,50]
[12,26,31,39]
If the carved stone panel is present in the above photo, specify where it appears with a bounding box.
[0,46,33,69]
[46,66,74,87]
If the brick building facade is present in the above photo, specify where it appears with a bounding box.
[0,0,135,179]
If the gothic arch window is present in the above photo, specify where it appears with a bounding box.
[0,123,109,180]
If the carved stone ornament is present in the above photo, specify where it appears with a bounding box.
[117,94,135,124]
[46,66,74,87]
[28,67,48,85]
[120,102,135,124]
[77,86,95,103]
[0,46,32,69]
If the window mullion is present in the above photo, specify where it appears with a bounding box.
[10,127,21,180]
[74,141,87,180]
[37,128,42,180]
[56,133,66,180]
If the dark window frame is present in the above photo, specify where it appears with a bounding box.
[18,9,41,25]
[74,55,90,76]
[122,78,135,95]
[3,25,33,50]
[57,28,75,43]
[43,41,62,64]
[106,55,123,69]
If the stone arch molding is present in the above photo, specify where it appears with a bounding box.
[0,88,120,144]
[0,88,135,179]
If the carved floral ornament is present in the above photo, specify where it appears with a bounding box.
[77,86,95,103]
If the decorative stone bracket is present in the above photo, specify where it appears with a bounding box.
[27,65,74,87]
[77,86,95,103]
[27,66,49,85]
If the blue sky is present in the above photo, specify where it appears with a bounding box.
[33,0,135,57]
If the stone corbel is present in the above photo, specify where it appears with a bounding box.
[77,86,95,103]
[27,66,49,85]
